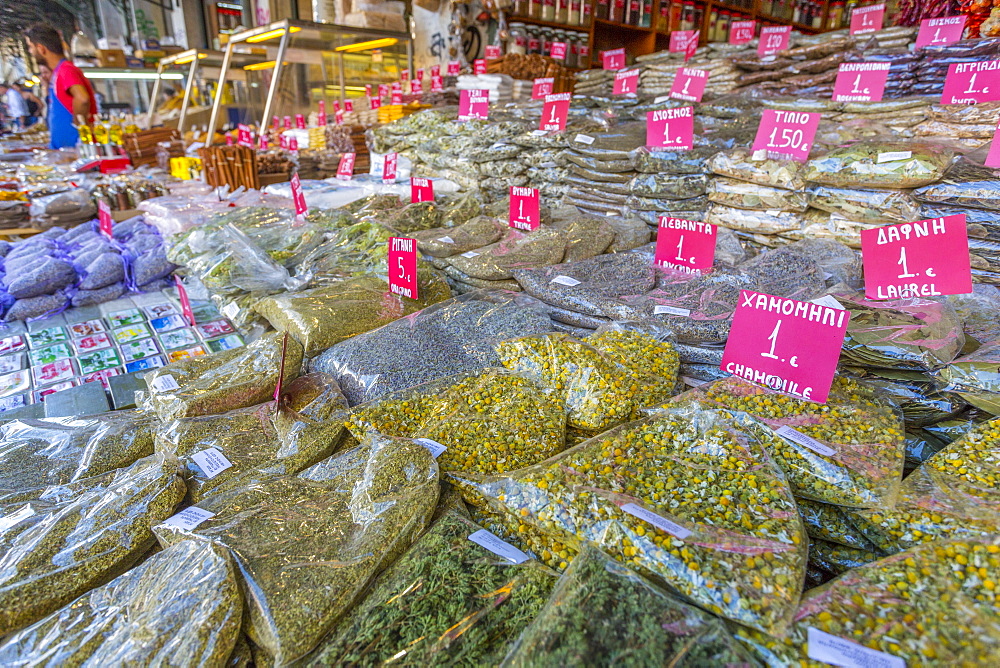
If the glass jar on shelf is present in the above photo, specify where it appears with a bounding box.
[610,0,626,23]
[708,9,719,40]
[566,33,579,66]
[596,0,610,21]
[827,0,844,27]
[557,0,569,23]
[681,1,695,29]
[542,0,556,20]
[640,0,653,27]
[576,31,592,67]
[541,26,554,54]
[569,0,582,25]
[718,10,731,41]
[509,22,528,53]
[530,0,543,19]
[526,25,541,53]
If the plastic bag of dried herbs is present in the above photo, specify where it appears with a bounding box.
[802,142,954,189]
[738,245,827,300]
[934,343,1000,415]
[807,184,921,223]
[447,228,567,281]
[736,536,1000,667]
[0,539,241,666]
[298,512,557,666]
[797,497,879,551]
[155,373,349,502]
[153,432,440,665]
[707,177,812,212]
[705,204,806,235]
[0,410,156,503]
[912,159,1000,212]
[629,146,715,174]
[627,173,708,199]
[690,376,905,508]
[587,325,680,411]
[708,148,807,190]
[948,284,1000,351]
[142,331,304,422]
[808,538,882,576]
[502,545,758,668]
[411,216,508,257]
[0,453,185,635]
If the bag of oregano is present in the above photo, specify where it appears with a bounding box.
[0,453,185,635]
[503,545,758,668]
[450,401,808,635]
[0,539,242,666]
[155,373,349,502]
[153,432,439,665]
[298,512,557,666]
[736,536,1000,666]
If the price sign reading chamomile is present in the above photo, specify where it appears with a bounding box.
[751,109,821,162]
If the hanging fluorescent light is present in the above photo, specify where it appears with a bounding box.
[245,26,301,43]
[83,71,184,80]
[243,61,290,71]
[173,53,208,65]
[334,38,399,53]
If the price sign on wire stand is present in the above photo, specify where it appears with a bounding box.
[730,20,756,45]
[336,152,356,181]
[411,177,434,203]
[646,106,694,150]
[850,3,885,35]
[654,217,716,274]
[832,63,891,102]
[382,152,398,183]
[317,101,327,126]
[751,109,821,163]
[861,215,972,300]
[721,291,850,404]
[602,47,625,70]
[532,77,554,99]
[174,276,195,326]
[941,61,1000,104]
[509,186,540,231]
[758,25,791,57]
[613,69,640,95]
[539,93,571,133]
[669,68,709,102]
[388,237,419,300]
[916,15,967,49]
[290,173,307,222]
[98,200,113,239]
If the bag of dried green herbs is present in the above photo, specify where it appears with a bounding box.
[0,453,185,635]
[803,141,955,189]
[450,401,808,636]
[0,539,241,666]
[0,410,157,503]
[142,331,303,422]
[153,432,439,665]
[502,545,759,668]
[807,184,921,224]
[913,159,1000,212]
[736,536,1000,666]
[156,373,349,502]
[708,148,807,190]
[297,512,557,666]
[707,177,812,212]
[446,228,567,281]
[934,342,1000,415]
[411,216,508,258]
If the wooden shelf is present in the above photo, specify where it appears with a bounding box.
[508,15,593,31]
[593,18,655,33]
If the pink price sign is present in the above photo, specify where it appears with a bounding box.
[655,217,716,274]
[382,153,398,183]
[751,109,821,163]
[730,20,756,45]
[378,84,389,99]
[388,237,419,300]
[333,100,341,112]
[685,30,700,62]
[861,215,972,300]
[317,101,327,126]
[290,173,307,219]
[391,90,403,104]
[411,79,423,95]
[985,119,1000,167]
[942,61,1000,104]
[289,137,299,152]
[613,69,639,95]
[225,135,234,146]
[485,45,502,59]
[833,62,890,102]
[411,177,434,203]
[532,77,554,100]
[98,200,113,239]
[669,67,709,102]
[916,15,967,49]
[540,92,571,133]
[458,89,490,121]
[237,124,252,147]
[550,41,567,61]
[400,68,410,81]
[334,109,345,125]
[474,59,487,74]
[669,30,698,55]
[337,153,355,180]
[721,291,849,404]
[174,276,195,326]
[344,99,354,112]
[850,3,885,35]
[258,134,268,150]
[416,68,425,80]
[431,75,444,92]
[509,186,540,231]
[448,61,461,75]
[272,115,280,129]
[430,65,440,77]
[283,116,292,129]
[370,96,382,110]
[295,114,305,129]
[365,84,373,97]
[758,25,791,57]
[602,48,625,70]
[646,107,694,151]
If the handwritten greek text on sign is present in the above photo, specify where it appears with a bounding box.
[850,3,885,35]
[833,63,891,102]
[344,100,354,112]
[474,59,487,74]
[721,291,849,404]
[448,61,460,75]
[602,48,625,70]
[283,116,291,129]
[540,93,571,133]
[669,30,698,55]
[98,200,113,239]
[411,177,434,203]
[647,107,694,151]
[752,109,821,163]
[388,237,419,300]
[317,101,327,126]
[730,20,755,45]
[458,89,490,121]
[382,153,398,183]
[550,41,567,61]
[485,45,502,59]
[532,77,554,100]
[237,123,252,147]
[861,215,972,300]
[614,69,640,95]
[336,153,355,181]
[509,186,540,231]
[431,75,444,93]
[655,217,716,274]
[758,26,791,57]
[391,89,403,105]
[295,114,305,129]
[411,79,423,95]
[942,61,1000,105]
[290,173,307,218]
[370,96,382,110]
[669,68,709,103]
[916,15,966,49]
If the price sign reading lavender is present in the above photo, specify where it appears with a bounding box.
[752,109,821,163]
[942,61,1000,104]
[540,93,571,133]
[613,69,640,95]
[98,200,113,239]
[861,215,972,300]
[336,153,355,181]
[290,173,307,220]
[411,177,434,203]
[758,25,791,57]
[730,20,756,45]
[458,89,490,121]
[532,77,554,100]
[655,217,716,274]
[916,15,967,49]
[388,237,419,300]
[647,106,694,151]
[850,3,885,35]
[833,63,890,102]
[669,68,709,102]
[721,291,850,404]
[602,47,625,70]
[509,186,540,231]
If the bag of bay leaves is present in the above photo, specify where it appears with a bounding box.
[934,341,1000,415]
[155,372,349,502]
[0,539,242,666]
[153,432,439,665]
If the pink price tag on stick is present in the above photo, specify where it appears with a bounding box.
[532,77,554,99]
[225,135,234,146]
[602,48,625,70]
[430,65,440,77]
[539,93,571,133]
[730,20,756,45]
[98,200,113,239]
[752,109,821,163]
[295,114,305,129]
[344,99,354,112]
[370,96,382,110]
[458,89,490,120]
[655,217,716,274]
[721,291,850,404]
[758,25,791,57]
[391,90,403,104]
[833,63,890,102]
[669,67,709,102]
[317,101,327,126]
[861,215,972,300]
[474,59,487,74]
[669,30,698,57]
[388,237,419,300]
[850,3,885,35]
[237,124,251,147]
[400,68,410,81]
[509,186,540,231]
[290,173,307,221]
[411,177,434,203]
[646,107,694,151]
[174,276,195,326]
[283,116,292,129]
[685,30,699,62]
[916,15,967,49]
[941,61,1000,104]
[485,45,502,59]
[383,153,398,183]
[431,75,444,92]
[448,61,461,75]
[613,69,639,95]
[985,119,1000,167]
[550,41,567,61]
[336,152,356,181]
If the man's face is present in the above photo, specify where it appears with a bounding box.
[26,40,41,62]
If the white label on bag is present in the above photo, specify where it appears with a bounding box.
[877,151,912,163]
[489,142,505,149]
[622,503,692,539]
[807,628,905,668]
[811,295,845,310]
[162,507,215,531]
[654,305,691,317]
[150,375,180,392]
[751,149,767,160]
[191,447,234,479]
[414,438,447,458]
[654,95,671,104]
[438,236,455,244]
[0,505,35,532]
[468,529,530,563]
[461,251,480,258]
[776,426,836,457]
[574,134,595,145]
[551,275,582,287]
[765,209,783,216]
[222,302,240,319]
[531,129,548,136]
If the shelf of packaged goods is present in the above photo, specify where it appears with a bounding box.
[593,17,656,33]
[508,15,593,31]
[712,1,756,14]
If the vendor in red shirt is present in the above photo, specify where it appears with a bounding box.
[25,24,97,149]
